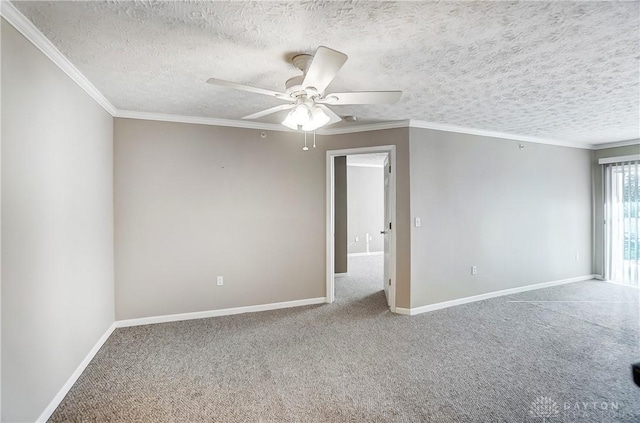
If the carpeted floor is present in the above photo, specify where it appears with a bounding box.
[50,256,640,422]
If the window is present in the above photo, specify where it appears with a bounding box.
[604,160,639,285]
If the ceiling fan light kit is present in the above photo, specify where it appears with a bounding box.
[206,46,402,133]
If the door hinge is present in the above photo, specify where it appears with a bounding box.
[389,222,392,230]
[388,165,391,173]
[388,279,391,286]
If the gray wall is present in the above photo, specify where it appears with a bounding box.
[347,166,384,254]
[1,20,115,422]
[334,156,348,273]
[409,128,593,308]
[592,142,640,277]
[114,122,411,317]
[114,119,328,319]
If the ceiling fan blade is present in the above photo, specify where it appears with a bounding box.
[302,46,348,94]
[207,78,289,100]
[242,104,295,120]
[317,104,342,125]
[318,91,402,105]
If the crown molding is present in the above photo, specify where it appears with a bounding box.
[1,1,118,115]
[409,120,594,150]
[318,120,408,135]
[591,138,640,150]
[115,110,291,132]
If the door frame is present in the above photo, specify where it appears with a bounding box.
[325,145,397,312]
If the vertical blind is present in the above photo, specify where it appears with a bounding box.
[604,160,639,285]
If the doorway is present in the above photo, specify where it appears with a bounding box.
[326,145,397,312]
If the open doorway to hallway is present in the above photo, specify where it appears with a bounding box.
[328,148,395,310]
[335,153,386,303]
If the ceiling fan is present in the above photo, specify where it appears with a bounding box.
[206,46,402,132]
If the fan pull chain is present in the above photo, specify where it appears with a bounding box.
[313,131,316,148]
[303,132,309,151]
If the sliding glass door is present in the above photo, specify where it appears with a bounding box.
[604,160,639,285]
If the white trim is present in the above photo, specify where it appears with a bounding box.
[319,121,408,135]
[110,113,637,150]
[116,110,290,132]
[334,272,347,278]
[326,145,396,156]
[1,1,117,116]
[326,145,397,312]
[409,120,593,149]
[116,297,326,328]
[348,251,383,257]
[36,322,117,423]
[598,154,640,165]
[396,275,597,316]
[347,163,385,168]
[592,139,640,150]
[326,153,336,303]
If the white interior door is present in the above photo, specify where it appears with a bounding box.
[383,155,391,305]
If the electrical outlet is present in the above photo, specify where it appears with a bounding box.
[355,236,359,242]
[415,217,421,227]
[471,266,477,275]
[575,253,580,261]
[217,276,224,286]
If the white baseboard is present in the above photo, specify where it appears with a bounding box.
[116,297,327,328]
[395,274,597,316]
[348,251,383,257]
[36,322,117,423]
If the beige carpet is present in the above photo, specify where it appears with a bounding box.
[50,256,640,422]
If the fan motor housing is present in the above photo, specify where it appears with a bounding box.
[286,54,321,99]
[285,75,319,99]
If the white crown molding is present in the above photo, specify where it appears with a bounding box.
[592,139,640,150]
[1,1,117,116]
[395,274,596,316]
[116,110,291,132]
[318,120,408,135]
[409,119,594,150]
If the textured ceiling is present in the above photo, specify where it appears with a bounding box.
[11,0,640,143]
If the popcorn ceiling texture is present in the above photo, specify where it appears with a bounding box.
[12,1,640,143]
